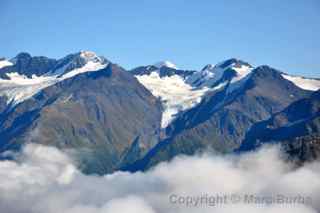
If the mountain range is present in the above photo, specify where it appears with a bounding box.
[0,51,319,174]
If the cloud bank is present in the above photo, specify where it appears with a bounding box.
[0,144,319,213]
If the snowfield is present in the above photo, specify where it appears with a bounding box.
[282,74,320,91]
[136,72,225,128]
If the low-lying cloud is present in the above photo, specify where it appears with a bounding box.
[0,144,319,213]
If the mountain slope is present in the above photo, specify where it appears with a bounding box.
[239,90,320,151]
[124,65,313,171]
[0,55,162,174]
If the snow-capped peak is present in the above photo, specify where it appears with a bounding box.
[79,50,105,63]
[153,61,177,69]
[186,59,253,88]
[214,58,251,68]
[0,59,13,69]
[0,52,108,106]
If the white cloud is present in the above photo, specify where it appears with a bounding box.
[0,144,319,213]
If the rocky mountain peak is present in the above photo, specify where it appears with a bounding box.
[50,51,108,76]
[153,61,177,69]
[10,52,32,65]
[215,58,252,69]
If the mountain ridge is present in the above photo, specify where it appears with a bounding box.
[0,51,319,174]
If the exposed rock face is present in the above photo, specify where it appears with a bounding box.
[0,52,57,78]
[131,65,195,78]
[283,134,320,164]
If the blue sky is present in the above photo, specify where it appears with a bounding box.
[1,0,319,76]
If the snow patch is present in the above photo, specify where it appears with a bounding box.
[282,74,320,91]
[0,60,107,105]
[59,61,106,79]
[0,60,13,69]
[231,64,253,83]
